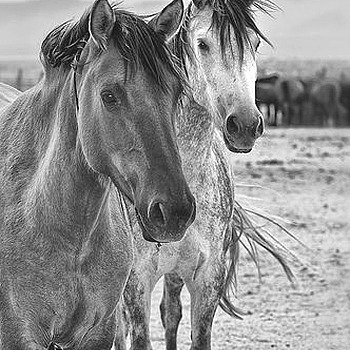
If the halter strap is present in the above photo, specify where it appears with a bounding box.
[73,68,80,113]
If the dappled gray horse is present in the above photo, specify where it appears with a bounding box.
[115,1,290,350]
[0,0,195,349]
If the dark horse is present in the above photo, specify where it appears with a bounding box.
[0,0,196,349]
[256,73,280,126]
[276,77,306,126]
[256,74,306,126]
[309,78,348,126]
[340,77,350,125]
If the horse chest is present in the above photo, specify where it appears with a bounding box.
[193,148,233,211]
[2,228,132,348]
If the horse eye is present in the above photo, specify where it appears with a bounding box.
[198,40,209,52]
[101,91,120,106]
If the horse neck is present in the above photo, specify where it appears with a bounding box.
[178,95,213,143]
[23,69,109,246]
[176,68,216,178]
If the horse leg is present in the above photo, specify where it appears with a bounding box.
[289,103,294,125]
[291,103,301,125]
[282,102,289,126]
[186,261,226,350]
[311,100,318,125]
[266,104,273,126]
[329,106,336,127]
[295,103,302,125]
[322,105,329,127]
[160,272,185,350]
[337,102,348,125]
[271,104,276,125]
[118,268,153,350]
[271,104,277,126]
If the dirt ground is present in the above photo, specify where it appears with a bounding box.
[149,128,350,350]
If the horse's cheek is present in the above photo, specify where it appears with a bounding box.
[77,110,110,173]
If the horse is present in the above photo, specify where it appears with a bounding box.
[114,1,292,349]
[340,77,350,125]
[276,77,306,126]
[309,78,348,126]
[0,0,196,349]
[256,74,306,126]
[256,73,280,126]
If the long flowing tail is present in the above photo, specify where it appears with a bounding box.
[219,199,302,318]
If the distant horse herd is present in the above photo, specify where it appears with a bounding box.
[256,71,350,127]
[6,69,350,129]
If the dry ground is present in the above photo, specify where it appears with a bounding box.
[149,128,350,350]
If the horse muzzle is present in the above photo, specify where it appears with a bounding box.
[136,192,196,243]
[223,110,264,153]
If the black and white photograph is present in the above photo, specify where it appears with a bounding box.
[0,0,349,349]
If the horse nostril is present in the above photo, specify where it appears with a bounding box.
[148,201,166,228]
[226,114,240,135]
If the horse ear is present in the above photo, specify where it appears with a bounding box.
[148,0,184,40]
[89,0,115,50]
[192,0,206,10]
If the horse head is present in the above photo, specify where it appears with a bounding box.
[49,0,196,243]
[175,0,272,153]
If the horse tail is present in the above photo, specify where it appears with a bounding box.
[219,216,243,319]
[234,201,296,281]
[219,200,298,319]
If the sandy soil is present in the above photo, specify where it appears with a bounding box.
[149,128,350,350]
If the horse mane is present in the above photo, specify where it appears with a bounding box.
[40,9,89,69]
[173,0,276,74]
[40,4,185,92]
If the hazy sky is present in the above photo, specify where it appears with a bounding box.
[255,0,350,60]
[0,0,349,60]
